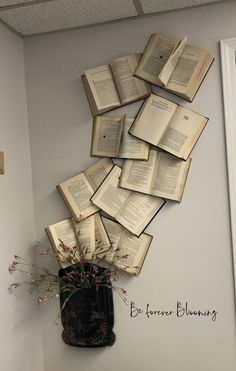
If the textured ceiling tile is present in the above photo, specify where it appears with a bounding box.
[140,0,223,13]
[0,0,138,35]
[0,0,36,6]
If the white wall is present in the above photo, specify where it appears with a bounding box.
[0,23,44,371]
[22,1,236,370]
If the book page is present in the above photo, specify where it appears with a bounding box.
[166,45,207,95]
[135,33,179,85]
[115,229,152,275]
[91,116,124,157]
[85,65,121,110]
[119,118,150,159]
[94,213,111,254]
[151,151,191,201]
[129,94,177,146]
[119,149,158,193]
[116,192,165,236]
[91,165,132,217]
[111,53,151,104]
[72,215,95,259]
[46,218,79,268]
[159,36,188,86]
[158,106,208,159]
[84,158,113,190]
[101,217,123,262]
[57,172,98,220]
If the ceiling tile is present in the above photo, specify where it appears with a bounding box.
[0,0,37,6]
[140,0,223,13]
[0,0,138,36]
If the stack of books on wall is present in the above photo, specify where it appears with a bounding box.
[46,32,213,276]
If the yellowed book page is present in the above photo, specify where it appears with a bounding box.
[119,118,149,159]
[0,151,4,174]
[101,217,123,262]
[116,192,165,236]
[85,65,121,110]
[82,74,99,116]
[111,53,151,104]
[47,218,78,268]
[84,158,113,190]
[58,172,98,220]
[94,213,111,254]
[114,230,152,275]
[166,45,208,95]
[151,151,191,201]
[73,215,95,260]
[129,94,177,146]
[135,33,178,85]
[91,165,132,218]
[119,149,158,193]
[159,36,188,86]
[158,106,208,159]
[91,116,124,157]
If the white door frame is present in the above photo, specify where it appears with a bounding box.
[220,37,236,294]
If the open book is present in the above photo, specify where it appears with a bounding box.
[91,165,165,236]
[135,33,214,101]
[101,217,153,275]
[57,158,113,221]
[82,53,151,116]
[0,151,4,174]
[91,115,150,160]
[46,213,110,268]
[119,149,191,202]
[129,94,208,160]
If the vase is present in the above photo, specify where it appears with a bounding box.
[59,263,115,347]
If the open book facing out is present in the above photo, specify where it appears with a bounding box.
[0,151,4,174]
[91,165,165,236]
[129,94,208,160]
[119,149,191,202]
[91,115,150,160]
[46,213,110,268]
[82,53,151,116]
[135,33,214,101]
[57,158,113,221]
[101,217,153,275]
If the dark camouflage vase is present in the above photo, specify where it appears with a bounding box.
[59,263,115,347]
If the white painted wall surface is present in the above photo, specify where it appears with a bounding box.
[0,23,44,371]
[22,1,236,370]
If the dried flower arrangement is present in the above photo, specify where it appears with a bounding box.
[8,239,129,309]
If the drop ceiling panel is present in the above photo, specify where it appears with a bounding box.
[140,0,223,13]
[0,0,138,35]
[0,0,35,6]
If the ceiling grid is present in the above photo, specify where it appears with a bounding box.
[0,0,231,36]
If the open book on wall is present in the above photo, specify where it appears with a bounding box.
[101,217,153,276]
[82,53,151,116]
[119,149,191,202]
[46,213,111,268]
[57,158,113,222]
[0,151,4,174]
[129,94,208,160]
[91,165,165,237]
[135,33,214,101]
[91,115,150,160]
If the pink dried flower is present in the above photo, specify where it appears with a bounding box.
[37,297,44,304]
[8,261,18,273]
[122,254,129,259]
[10,283,19,289]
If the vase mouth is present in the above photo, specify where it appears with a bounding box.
[58,262,107,277]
